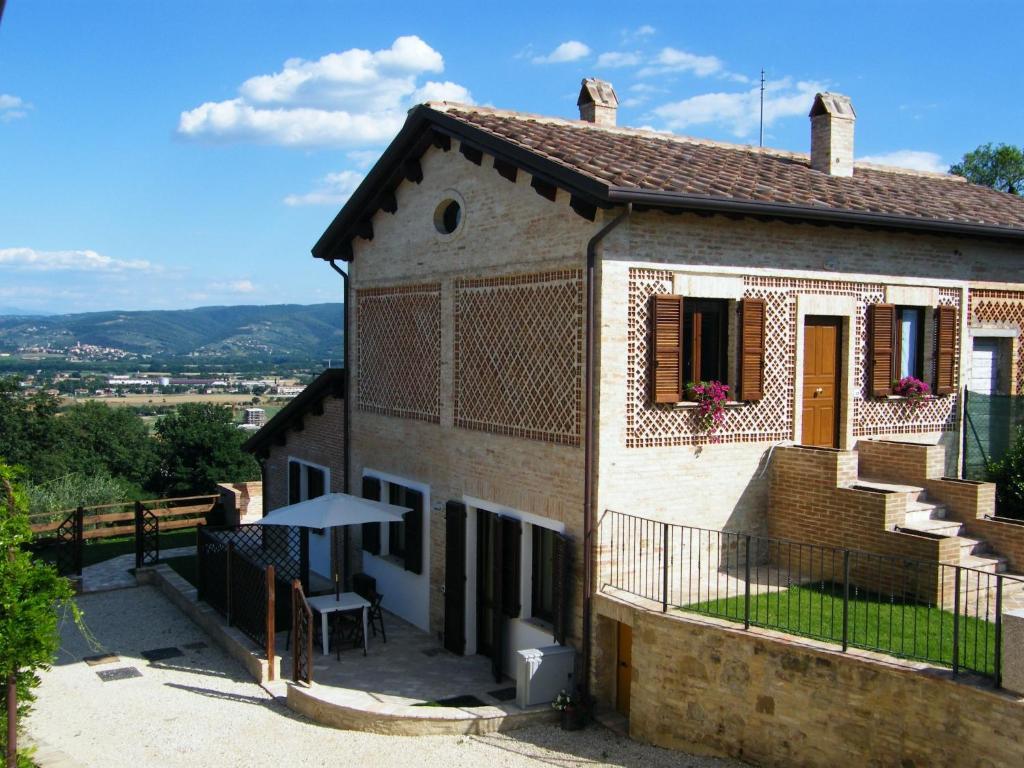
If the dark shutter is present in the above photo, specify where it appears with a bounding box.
[288,461,301,504]
[403,488,424,574]
[868,303,896,397]
[491,515,504,682]
[738,298,766,401]
[500,517,521,618]
[443,501,467,655]
[650,294,684,403]
[306,466,325,499]
[935,305,958,395]
[361,476,381,555]
[551,533,572,645]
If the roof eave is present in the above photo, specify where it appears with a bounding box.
[608,187,1024,242]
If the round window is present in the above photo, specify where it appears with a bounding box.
[434,199,462,235]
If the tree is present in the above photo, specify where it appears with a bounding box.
[950,143,1024,194]
[1,463,76,768]
[57,402,156,488]
[152,403,259,495]
[0,378,64,484]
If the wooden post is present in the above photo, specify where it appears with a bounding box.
[265,565,276,681]
[291,579,300,683]
[134,500,144,570]
[74,505,85,575]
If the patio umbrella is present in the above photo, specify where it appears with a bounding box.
[255,492,410,598]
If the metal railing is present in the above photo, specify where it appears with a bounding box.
[601,510,1024,685]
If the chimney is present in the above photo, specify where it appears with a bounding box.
[577,78,618,126]
[809,92,856,177]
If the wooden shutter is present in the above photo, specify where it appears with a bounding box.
[935,305,958,395]
[288,461,301,504]
[738,298,766,401]
[306,466,325,499]
[491,515,504,682]
[402,488,424,574]
[551,533,571,645]
[500,517,521,618]
[650,294,684,403]
[443,501,467,655]
[360,476,381,555]
[868,303,896,396]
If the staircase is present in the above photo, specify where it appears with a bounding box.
[769,439,1024,615]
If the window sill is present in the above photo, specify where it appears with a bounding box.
[522,616,555,633]
[670,400,750,410]
[378,553,407,569]
[880,394,943,402]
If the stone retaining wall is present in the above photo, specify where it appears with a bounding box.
[594,594,1024,768]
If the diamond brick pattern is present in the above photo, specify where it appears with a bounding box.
[626,268,959,448]
[357,284,441,423]
[970,289,1024,394]
[454,270,583,444]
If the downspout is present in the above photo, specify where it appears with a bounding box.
[328,260,352,588]
[582,203,631,698]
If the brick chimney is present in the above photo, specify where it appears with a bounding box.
[809,92,856,177]
[577,78,618,126]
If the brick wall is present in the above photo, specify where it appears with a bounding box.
[594,594,1024,768]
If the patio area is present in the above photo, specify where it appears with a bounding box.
[273,609,556,735]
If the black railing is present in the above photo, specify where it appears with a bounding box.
[601,510,1024,685]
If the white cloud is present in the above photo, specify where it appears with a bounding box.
[651,78,825,138]
[532,41,591,64]
[0,247,157,273]
[621,25,656,42]
[0,93,30,122]
[284,169,364,207]
[346,150,380,170]
[596,51,642,68]
[858,150,947,174]
[639,47,724,78]
[211,279,257,293]
[178,36,472,148]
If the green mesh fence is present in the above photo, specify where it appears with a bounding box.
[963,391,1024,480]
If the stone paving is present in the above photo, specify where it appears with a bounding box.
[27,586,744,768]
[80,546,193,592]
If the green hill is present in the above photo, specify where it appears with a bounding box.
[0,303,344,360]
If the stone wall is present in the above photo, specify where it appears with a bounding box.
[593,594,1024,768]
[217,481,263,526]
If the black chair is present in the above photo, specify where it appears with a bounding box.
[331,610,365,659]
[367,590,386,643]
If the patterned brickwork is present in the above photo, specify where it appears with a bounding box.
[356,283,441,423]
[625,268,959,447]
[454,269,584,444]
[969,288,1024,394]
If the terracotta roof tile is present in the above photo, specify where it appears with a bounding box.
[440,107,1024,231]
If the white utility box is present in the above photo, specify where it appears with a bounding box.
[515,645,575,708]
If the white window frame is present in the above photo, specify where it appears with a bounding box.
[288,457,330,536]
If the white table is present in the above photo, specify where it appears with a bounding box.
[308,592,371,656]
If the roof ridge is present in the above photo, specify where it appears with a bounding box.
[423,100,964,183]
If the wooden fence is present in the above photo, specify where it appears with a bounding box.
[28,495,220,575]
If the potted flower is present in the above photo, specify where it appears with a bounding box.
[893,376,930,409]
[686,380,730,437]
[552,688,587,730]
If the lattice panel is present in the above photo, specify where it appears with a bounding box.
[626,269,960,448]
[454,270,583,444]
[357,284,441,423]
[970,289,1024,394]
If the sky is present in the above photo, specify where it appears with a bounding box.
[1,0,1021,315]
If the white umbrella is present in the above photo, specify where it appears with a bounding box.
[255,492,411,598]
[255,492,409,528]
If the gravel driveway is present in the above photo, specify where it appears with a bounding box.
[28,586,744,768]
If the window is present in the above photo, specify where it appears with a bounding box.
[531,526,556,624]
[433,199,462,234]
[361,476,424,575]
[388,484,415,560]
[896,307,924,379]
[683,299,728,384]
[288,460,326,504]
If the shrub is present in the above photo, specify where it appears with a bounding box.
[24,472,141,520]
[987,426,1024,519]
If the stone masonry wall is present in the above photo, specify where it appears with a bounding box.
[594,594,1024,768]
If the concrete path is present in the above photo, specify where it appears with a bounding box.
[81,546,193,592]
[27,586,744,768]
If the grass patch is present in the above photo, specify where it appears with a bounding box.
[164,554,199,587]
[685,583,998,675]
[35,527,198,568]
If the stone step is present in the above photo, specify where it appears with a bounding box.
[855,478,926,504]
[960,553,1008,574]
[900,519,963,538]
[904,506,950,528]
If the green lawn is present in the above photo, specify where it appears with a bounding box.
[164,554,199,587]
[36,527,198,568]
[685,583,998,676]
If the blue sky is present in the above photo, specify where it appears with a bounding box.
[1,0,1021,314]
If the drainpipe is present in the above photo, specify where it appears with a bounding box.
[328,260,352,588]
[582,203,631,698]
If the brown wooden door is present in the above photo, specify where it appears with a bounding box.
[802,318,841,448]
[616,622,632,717]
